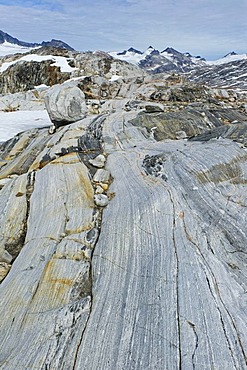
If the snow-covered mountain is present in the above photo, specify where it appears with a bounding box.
[109,46,206,73]
[187,58,247,90]
[207,51,247,65]
[109,46,247,89]
[0,30,74,57]
[0,41,37,57]
[109,46,247,72]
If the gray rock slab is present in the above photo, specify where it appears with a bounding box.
[72,116,247,370]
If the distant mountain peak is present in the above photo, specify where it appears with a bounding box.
[0,30,74,51]
[223,51,237,57]
[162,47,179,54]
[110,45,207,75]
[184,52,192,57]
[40,39,74,51]
[127,47,142,54]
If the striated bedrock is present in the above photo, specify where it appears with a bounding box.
[0,77,247,370]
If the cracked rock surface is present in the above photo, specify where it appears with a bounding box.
[0,74,247,369]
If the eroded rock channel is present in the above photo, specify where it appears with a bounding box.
[0,69,247,369]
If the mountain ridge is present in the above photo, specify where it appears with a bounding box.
[1,30,247,90]
[109,45,247,70]
[0,30,74,51]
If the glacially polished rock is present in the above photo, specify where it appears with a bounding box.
[0,73,246,370]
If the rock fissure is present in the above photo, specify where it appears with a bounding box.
[70,114,112,370]
[0,170,36,282]
[205,275,241,369]
[188,321,199,370]
[167,188,182,370]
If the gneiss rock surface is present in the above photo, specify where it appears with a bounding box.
[0,75,247,369]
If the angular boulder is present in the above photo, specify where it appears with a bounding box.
[45,83,87,129]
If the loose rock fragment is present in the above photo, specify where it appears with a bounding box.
[88,154,106,168]
[145,104,164,113]
[94,194,109,207]
[95,185,104,194]
[0,249,13,264]
[93,169,111,184]
[0,262,11,282]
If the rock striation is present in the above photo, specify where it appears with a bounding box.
[0,66,247,370]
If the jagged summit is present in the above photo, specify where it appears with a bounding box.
[0,30,26,46]
[224,51,237,57]
[162,47,179,54]
[117,47,142,56]
[0,30,74,51]
[110,45,207,74]
[127,47,142,54]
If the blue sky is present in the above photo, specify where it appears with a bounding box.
[0,0,246,59]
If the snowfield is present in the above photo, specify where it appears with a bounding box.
[207,53,247,65]
[0,110,50,142]
[0,41,38,57]
[0,54,77,73]
[109,46,155,65]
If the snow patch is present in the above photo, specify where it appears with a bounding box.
[0,54,77,73]
[109,75,123,82]
[109,51,143,65]
[0,110,50,142]
[34,84,49,89]
[109,47,155,65]
[207,53,247,65]
[0,41,39,57]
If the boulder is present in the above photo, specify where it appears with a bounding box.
[45,84,87,128]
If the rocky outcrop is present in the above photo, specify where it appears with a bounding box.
[0,60,71,94]
[0,72,247,369]
[189,122,247,146]
[0,48,145,95]
[0,88,48,111]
